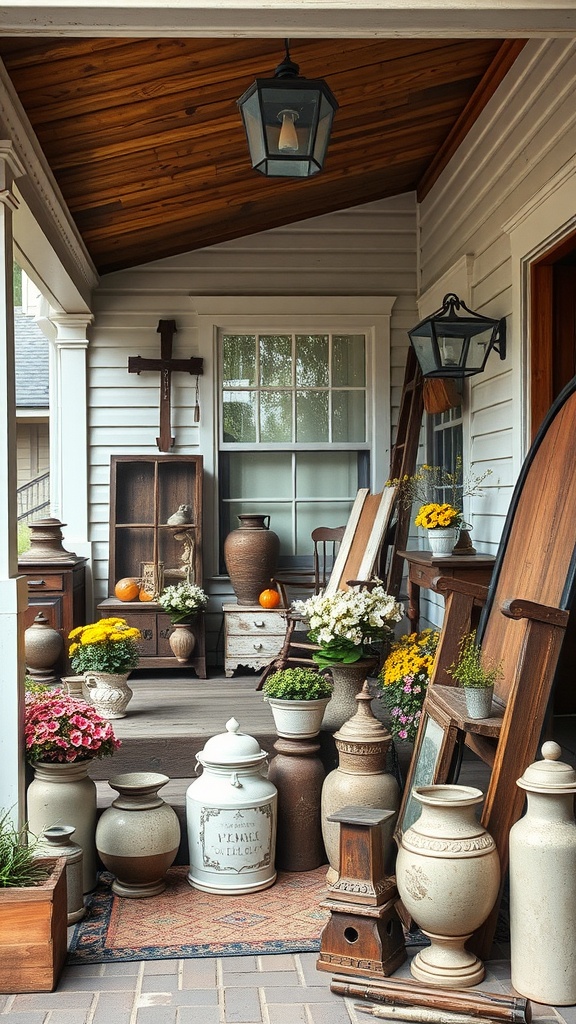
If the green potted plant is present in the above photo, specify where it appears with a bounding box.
[448,629,503,719]
[263,667,333,738]
[0,810,67,993]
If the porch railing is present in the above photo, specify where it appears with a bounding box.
[17,471,50,522]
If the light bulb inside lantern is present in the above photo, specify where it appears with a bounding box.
[441,338,457,366]
[278,109,299,152]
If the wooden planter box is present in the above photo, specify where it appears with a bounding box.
[0,856,67,993]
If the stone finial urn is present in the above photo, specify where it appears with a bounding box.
[321,681,400,884]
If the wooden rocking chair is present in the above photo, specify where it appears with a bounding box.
[257,486,398,688]
[397,375,576,959]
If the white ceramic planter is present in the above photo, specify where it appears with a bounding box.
[267,697,331,738]
[464,685,494,720]
[427,528,457,556]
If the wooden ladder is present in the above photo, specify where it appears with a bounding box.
[385,346,423,596]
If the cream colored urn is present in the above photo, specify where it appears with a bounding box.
[510,741,576,1005]
[396,784,500,988]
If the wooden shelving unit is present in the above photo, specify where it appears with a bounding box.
[98,455,206,677]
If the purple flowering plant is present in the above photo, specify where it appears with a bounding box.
[377,629,440,742]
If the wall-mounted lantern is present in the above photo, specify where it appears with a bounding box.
[408,293,507,378]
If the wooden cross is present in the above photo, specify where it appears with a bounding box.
[128,320,203,452]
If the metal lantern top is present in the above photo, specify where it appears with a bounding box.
[237,41,338,178]
[408,292,507,378]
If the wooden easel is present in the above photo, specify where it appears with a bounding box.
[397,375,576,959]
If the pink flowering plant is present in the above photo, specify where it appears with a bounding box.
[376,629,440,742]
[24,689,121,764]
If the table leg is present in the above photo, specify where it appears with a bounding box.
[406,577,420,632]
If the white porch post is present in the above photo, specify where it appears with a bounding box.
[0,142,28,824]
[49,313,93,552]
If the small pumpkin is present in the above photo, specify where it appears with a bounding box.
[138,587,155,602]
[259,588,281,609]
[114,577,140,602]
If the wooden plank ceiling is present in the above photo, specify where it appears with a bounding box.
[0,37,525,276]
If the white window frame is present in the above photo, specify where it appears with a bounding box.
[190,295,396,577]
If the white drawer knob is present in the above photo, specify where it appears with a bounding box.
[253,642,263,650]
[254,620,265,627]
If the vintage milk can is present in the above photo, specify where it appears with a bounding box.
[510,740,576,1005]
[186,717,277,894]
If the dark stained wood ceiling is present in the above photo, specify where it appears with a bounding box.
[0,37,525,276]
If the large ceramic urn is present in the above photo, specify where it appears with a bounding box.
[396,784,500,989]
[96,772,181,898]
[510,741,576,1005]
[223,514,280,605]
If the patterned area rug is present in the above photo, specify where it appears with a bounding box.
[68,866,330,963]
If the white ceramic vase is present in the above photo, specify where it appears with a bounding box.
[464,685,494,719]
[27,759,98,893]
[427,528,457,556]
[267,697,331,739]
[83,671,133,718]
[96,772,181,897]
[396,784,500,988]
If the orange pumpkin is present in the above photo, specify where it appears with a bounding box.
[138,587,155,602]
[114,577,140,602]
[259,588,281,609]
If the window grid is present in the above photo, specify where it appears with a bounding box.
[222,332,367,447]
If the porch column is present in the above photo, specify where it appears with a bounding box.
[0,142,28,824]
[49,313,93,559]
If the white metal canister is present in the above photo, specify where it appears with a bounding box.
[186,717,277,894]
[510,740,576,1005]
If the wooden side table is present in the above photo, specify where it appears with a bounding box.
[398,550,496,632]
[223,603,286,676]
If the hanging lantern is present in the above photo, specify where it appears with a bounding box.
[408,293,507,378]
[237,40,338,178]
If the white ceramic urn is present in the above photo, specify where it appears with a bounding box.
[186,718,277,894]
[396,784,500,989]
[510,740,576,1005]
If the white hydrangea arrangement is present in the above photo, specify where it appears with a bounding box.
[293,581,403,670]
[157,581,208,623]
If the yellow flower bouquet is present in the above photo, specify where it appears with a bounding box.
[414,502,461,530]
[69,617,142,674]
[377,629,440,741]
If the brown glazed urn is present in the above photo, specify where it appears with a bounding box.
[223,514,280,605]
[268,736,326,871]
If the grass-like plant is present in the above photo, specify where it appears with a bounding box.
[448,630,503,689]
[263,667,333,701]
[0,811,50,888]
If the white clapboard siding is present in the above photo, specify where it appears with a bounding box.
[89,194,418,628]
[417,38,576,570]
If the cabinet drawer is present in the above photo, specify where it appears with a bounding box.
[226,634,284,659]
[226,611,286,636]
[24,574,65,593]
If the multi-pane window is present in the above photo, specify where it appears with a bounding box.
[427,404,464,505]
[220,332,369,567]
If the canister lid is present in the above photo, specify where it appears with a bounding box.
[517,741,576,793]
[198,718,267,767]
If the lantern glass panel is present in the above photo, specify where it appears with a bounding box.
[239,89,266,167]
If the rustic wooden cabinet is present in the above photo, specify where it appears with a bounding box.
[223,603,286,676]
[19,556,88,674]
[98,455,206,677]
